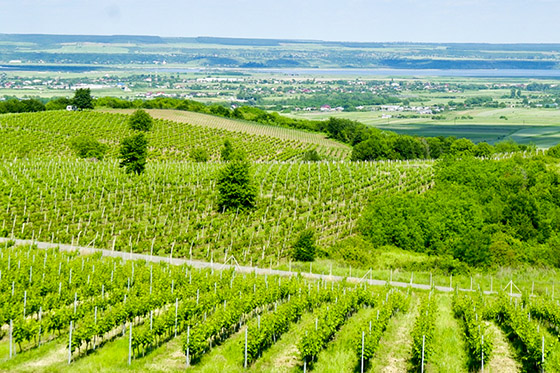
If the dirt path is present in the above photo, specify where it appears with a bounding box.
[3,238,515,296]
[11,341,67,372]
[486,322,520,373]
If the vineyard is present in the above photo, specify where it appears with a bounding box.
[2,244,560,372]
[0,157,433,266]
[2,106,560,372]
[0,111,348,162]
[103,109,352,158]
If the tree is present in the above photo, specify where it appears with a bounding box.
[450,138,475,156]
[473,142,494,158]
[217,159,256,212]
[221,139,235,161]
[128,109,153,131]
[393,135,427,160]
[70,136,108,160]
[119,133,148,174]
[292,229,316,262]
[351,133,393,161]
[73,88,94,110]
[190,147,209,162]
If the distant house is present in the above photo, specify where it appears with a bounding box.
[320,105,331,111]
[66,105,77,111]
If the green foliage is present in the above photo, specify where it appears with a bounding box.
[360,156,560,268]
[491,295,551,371]
[302,149,321,162]
[328,236,375,267]
[190,147,209,162]
[94,96,135,109]
[298,291,366,366]
[0,111,324,162]
[292,229,317,262]
[69,136,108,160]
[73,88,94,110]
[450,138,475,156]
[119,133,148,174]
[452,294,493,369]
[0,98,45,114]
[473,142,494,157]
[216,159,256,212]
[354,291,408,366]
[45,97,73,111]
[546,143,560,158]
[494,139,522,153]
[351,132,395,161]
[128,109,153,131]
[220,139,235,161]
[410,295,437,369]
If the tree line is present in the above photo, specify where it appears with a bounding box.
[359,153,560,270]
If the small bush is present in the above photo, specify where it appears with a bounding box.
[302,149,321,162]
[190,147,209,162]
[70,136,108,160]
[292,229,316,262]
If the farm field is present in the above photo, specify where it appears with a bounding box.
[1,244,560,372]
[288,107,560,147]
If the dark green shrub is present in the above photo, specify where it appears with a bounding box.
[70,136,108,160]
[190,147,209,162]
[292,229,316,262]
[217,159,257,212]
[119,133,148,174]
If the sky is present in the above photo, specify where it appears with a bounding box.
[0,0,559,43]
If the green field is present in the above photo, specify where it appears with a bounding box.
[289,107,560,147]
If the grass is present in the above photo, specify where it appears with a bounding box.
[288,107,560,147]
[426,295,468,372]
[249,311,316,373]
[188,327,245,373]
[312,307,375,372]
[276,249,560,299]
[0,339,68,372]
[368,295,419,372]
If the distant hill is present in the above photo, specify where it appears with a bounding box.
[0,34,559,69]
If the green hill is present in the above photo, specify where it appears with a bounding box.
[0,110,348,162]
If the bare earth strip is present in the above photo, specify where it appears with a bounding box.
[102,108,351,153]
[485,322,520,373]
